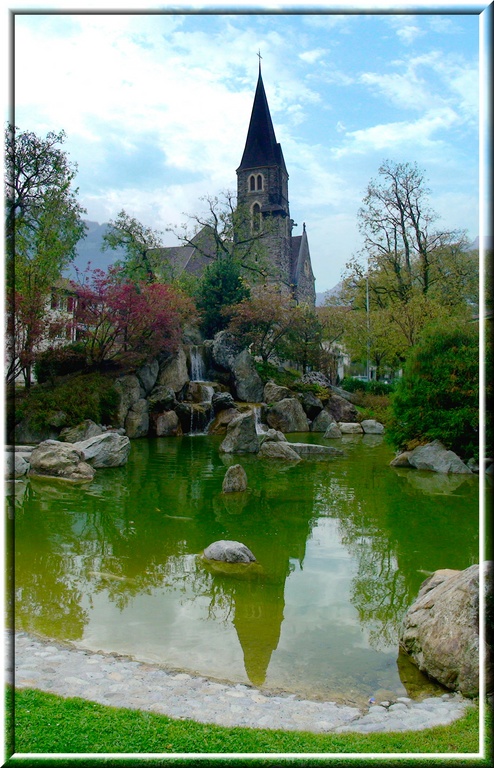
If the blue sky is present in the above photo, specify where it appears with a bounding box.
[10,2,490,292]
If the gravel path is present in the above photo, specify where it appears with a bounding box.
[10,630,472,734]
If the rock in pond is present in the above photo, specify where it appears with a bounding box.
[219,412,260,454]
[408,440,472,474]
[266,398,310,433]
[289,443,344,459]
[59,419,103,443]
[399,562,492,697]
[338,422,364,434]
[28,440,95,482]
[258,441,301,461]
[222,464,248,493]
[73,432,131,468]
[203,540,256,563]
[361,419,385,434]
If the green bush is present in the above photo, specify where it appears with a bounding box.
[14,372,119,433]
[196,257,250,339]
[34,343,87,384]
[340,377,395,395]
[387,324,479,461]
[254,360,301,388]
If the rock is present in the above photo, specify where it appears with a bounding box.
[211,330,243,371]
[28,440,95,482]
[114,375,142,428]
[154,411,182,437]
[185,381,217,404]
[266,398,310,433]
[219,412,260,454]
[289,443,344,458]
[310,409,335,433]
[136,359,159,395]
[14,419,59,445]
[147,385,177,412]
[326,394,359,423]
[338,422,364,434]
[300,391,324,420]
[258,441,302,461]
[390,451,413,467]
[408,441,472,474]
[259,428,287,444]
[73,432,131,467]
[399,563,492,697]
[329,385,361,405]
[324,422,342,439]
[222,464,248,493]
[157,347,189,394]
[59,419,103,443]
[208,407,240,435]
[124,399,149,439]
[5,452,30,478]
[263,381,292,404]
[212,392,238,414]
[46,410,68,428]
[361,419,385,435]
[203,540,256,563]
[231,349,264,403]
[300,372,331,388]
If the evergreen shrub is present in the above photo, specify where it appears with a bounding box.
[34,343,87,384]
[387,324,479,461]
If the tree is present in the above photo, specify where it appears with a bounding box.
[282,304,322,373]
[387,321,479,461]
[226,286,295,363]
[74,267,195,366]
[102,210,166,283]
[168,191,275,284]
[5,125,87,386]
[195,257,250,339]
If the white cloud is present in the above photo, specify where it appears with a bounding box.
[299,48,327,65]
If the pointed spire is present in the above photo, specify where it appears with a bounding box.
[237,68,287,173]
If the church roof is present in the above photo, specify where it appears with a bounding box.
[237,71,287,174]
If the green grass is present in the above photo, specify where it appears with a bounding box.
[4,686,490,766]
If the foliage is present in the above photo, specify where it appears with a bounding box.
[14,372,119,433]
[341,377,396,396]
[33,342,87,384]
[387,323,479,460]
[168,191,275,285]
[281,304,323,373]
[102,209,165,283]
[195,256,250,338]
[254,360,301,387]
[226,285,296,363]
[74,266,196,366]
[5,125,87,386]
[9,686,482,757]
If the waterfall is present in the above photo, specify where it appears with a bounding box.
[190,345,206,382]
[252,405,267,434]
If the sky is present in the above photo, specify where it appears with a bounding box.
[9,2,491,293]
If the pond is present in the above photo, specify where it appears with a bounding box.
[10,433,483,707]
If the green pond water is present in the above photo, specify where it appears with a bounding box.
[10,433,484,707]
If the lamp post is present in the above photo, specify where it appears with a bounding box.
[366,268,370,381]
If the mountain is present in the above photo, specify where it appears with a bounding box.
[316,283,343,306]
[64,220,125,278]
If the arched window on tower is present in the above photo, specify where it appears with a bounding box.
[256,174,263,190]
[252,202,261,231]
[249,175,256,191]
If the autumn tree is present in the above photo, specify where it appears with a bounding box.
[5,124,87,386]
[226,285,295,363]
[74,267,195,366]
[282,304,323,373]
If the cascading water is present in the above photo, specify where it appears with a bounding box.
[190,345,206,382]
[187,345,214,435]
[252,405,267,434]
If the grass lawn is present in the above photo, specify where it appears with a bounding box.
[4,686,490,766]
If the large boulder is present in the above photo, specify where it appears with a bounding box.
[154,411,182,437]
[231,349,264,403]
[222,464,248,493]
[266,398,310,433]
[259,428,287,444]
[258,441,302,461]
[208,407,240,435]
[310,409,335,433]
[263,380,292,404]
[408,440,472,474]
[300,372,331,389]
[390,451,413,467]
[211,330,243,371]
[59,419,103,443]
[289,443,344,458]
[326,393,359,423]
[156,347,189,394]
[28,440,95,482]
[324,422,342,439]
[399,563,492,697]
[203,540,256,563]
[219,412,260,454]
[361,419,385,435]
[147,385,177,413]
[114,375,142,428]
[338,422,364,434]
[300,392,324,420]
[135,358,159,395]
[212,391,238,414]
[5,450,30,478]
[124,398,150,439]
[73,432,131,467]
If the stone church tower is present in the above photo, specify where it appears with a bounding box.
[236,66,316,306]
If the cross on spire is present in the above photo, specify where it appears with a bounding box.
[257,49,262,72]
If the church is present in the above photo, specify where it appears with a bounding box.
[160,65,316,306]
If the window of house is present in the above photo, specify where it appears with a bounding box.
[50,292,59,310]
[66,296,74,312]
[249,175,256,191]
[257,174,263,190]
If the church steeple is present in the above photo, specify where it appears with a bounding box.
[237,70,287,175]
